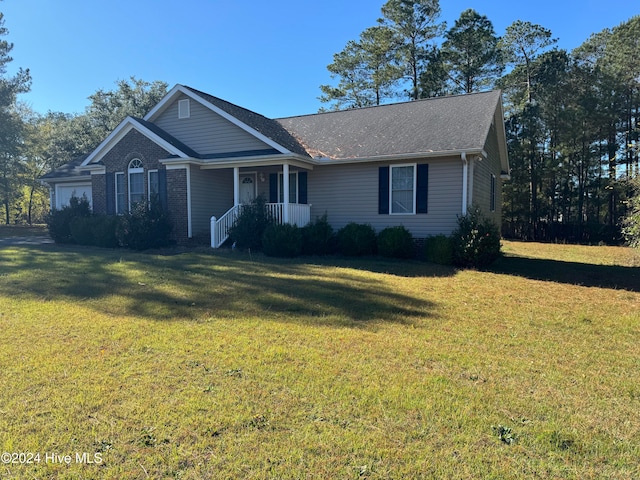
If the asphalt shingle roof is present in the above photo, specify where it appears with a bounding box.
[275,90,502,160]
[40,154,91,180]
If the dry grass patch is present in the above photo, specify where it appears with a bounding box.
[0,241,638,478]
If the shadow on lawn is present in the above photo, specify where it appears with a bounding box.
[490,254,640,292]
[0,244,447,327]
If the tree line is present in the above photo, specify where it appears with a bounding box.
[0,4,639,245]
[320,0,640,243]
[0,9,167,225]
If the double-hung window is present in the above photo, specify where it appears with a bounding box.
[128,158,144,209]
[390,164,416,214]
[278,172,298,204]
[379,164,427,215]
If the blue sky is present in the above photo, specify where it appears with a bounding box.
[2,0,638,118]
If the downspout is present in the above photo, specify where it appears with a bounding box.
[461,152,468,216]
[468,156,475,207]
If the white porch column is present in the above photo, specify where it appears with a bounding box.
[233,167,240,206]
[283,163,289,223]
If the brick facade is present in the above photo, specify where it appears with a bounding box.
[167,168,189,243]
[92,129,190,243]
[92,174,107,215]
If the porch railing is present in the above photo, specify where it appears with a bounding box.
[211,203,311,248]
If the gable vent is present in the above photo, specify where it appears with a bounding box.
[178,99,190,119]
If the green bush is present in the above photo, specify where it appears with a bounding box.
[46,195,92,244]
[377,226,415,258]
[116,201,173,250]
[622,176,640,248]
[301,214,336,255]
[451,206,501,268]
[262,223,303,257]
[91,216,120,248]
[69,215,120,247]
[69,216,95,245]
[424,235,454,265]
[336,222,377,256]
[228,196,273,250]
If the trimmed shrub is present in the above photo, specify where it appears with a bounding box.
[336,222,377,256]
[116,201,173,250]
[228,196,273,250]
[451,206,501,268]
[262,223,303,257]
[69,215,120,248]
[377,226,415,259]
[301,214,337,255]
[91,216,120,248]
[69,216,95,245]
[424,234,454,265]
[46,195,92,243]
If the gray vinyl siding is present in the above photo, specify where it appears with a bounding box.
[155,94,271,155]
[474,123,503,227]
[189,166,233,237]
[308,157,463,238]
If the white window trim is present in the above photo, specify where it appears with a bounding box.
[115,172,125,215]
[128,159,144,212]
[278,171,298,204]
[389,163,417,215]
[178,99,190,119]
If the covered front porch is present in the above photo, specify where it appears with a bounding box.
[209,164,311,248]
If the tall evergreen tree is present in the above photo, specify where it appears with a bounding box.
[0,11,30,224]
[441,9,502,94]
[380,0,444,100]
[499,21,557,103]
[320,25,400,109]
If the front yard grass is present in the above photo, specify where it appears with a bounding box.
[0,241,638,479]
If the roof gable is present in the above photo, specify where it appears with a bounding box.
[81,117,192,166]
[144,85,307,156]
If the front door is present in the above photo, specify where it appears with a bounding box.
[239,174,257,204]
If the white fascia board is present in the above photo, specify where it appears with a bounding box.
[81,117,189,167]
[146,85,292,155]
[41,175,92,184]
[315,149,486,165]
[143,84,185,121]
[196,154,314,170]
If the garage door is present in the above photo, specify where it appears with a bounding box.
[56,183,93,209]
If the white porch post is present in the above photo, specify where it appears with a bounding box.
[283,163,289,223]
[233,167,240,206]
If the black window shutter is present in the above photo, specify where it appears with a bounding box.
[378,166,389,214]
[298,171,308,204]
[269,173,278,203]
[158,168,168,211]
[416,164,428,214]
[105,172,115,215]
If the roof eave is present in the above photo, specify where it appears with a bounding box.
[161,153,315,170]
[316,149,487,165]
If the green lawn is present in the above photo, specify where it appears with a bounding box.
[0,240,638,479]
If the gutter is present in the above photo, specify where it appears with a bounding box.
[313,148,487,165]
